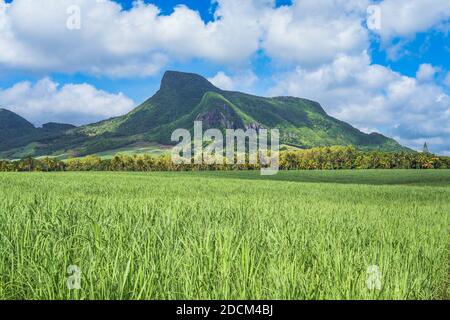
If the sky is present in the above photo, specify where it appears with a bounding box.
[0,0,449,154]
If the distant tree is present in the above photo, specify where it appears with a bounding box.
[423,142,429,154]
[23,156,34,172]
[1,146,449,172]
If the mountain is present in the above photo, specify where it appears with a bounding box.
[0,108,36,142]
[42,122,76,132]
[0,108,77,158]
[0,71,410,159]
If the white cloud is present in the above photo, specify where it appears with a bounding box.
[0,0,449,77]
[208,71,257,91]
[374,0,450,40]
[0,0,264,77]
[416,64,439,82]
[208,72,234,90]
[0,78,135,126]
[444,72,450,88]
[359,127,381,134]
[262,0,370,66]
[269,52,450,154]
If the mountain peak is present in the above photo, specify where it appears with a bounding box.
[0,108,34,128]
[160,70,218,92]
[0,107,12,113]
[0,108,37,146]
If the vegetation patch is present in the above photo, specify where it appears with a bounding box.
[0,170,448,299]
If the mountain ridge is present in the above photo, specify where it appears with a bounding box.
[0,71,411,159]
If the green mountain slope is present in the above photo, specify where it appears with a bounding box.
[0,71,410,159]
[0,108,36,142]
[0,109,77,158]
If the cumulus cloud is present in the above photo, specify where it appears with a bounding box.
[262,0,370,66]
[0,0,408,76]
[208,72,234,90]
[208,71,257,91]
[374,0,450,40]
[416,64,439,82]
[0,0,264,77]
[0,0,449,76]
[0,78,135,126]
[444,72,450,88]
[269,52,450,154]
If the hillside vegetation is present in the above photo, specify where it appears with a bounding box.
[1,146,448,172]
[0,71,410,159]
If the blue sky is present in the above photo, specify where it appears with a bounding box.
[0,0,449,154]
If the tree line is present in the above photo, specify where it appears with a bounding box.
[0,146,449,172]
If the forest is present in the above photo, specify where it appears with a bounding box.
[1,146,449,172]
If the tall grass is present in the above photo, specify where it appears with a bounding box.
[0,170,448,300]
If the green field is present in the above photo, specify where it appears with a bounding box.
[0,170,448,300]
